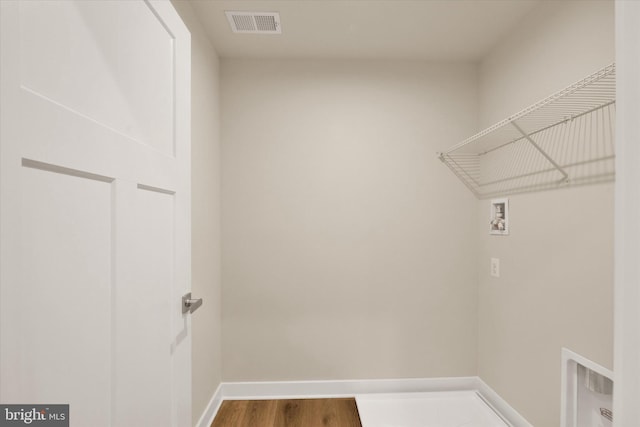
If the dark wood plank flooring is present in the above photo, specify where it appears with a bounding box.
[211,398,362,427]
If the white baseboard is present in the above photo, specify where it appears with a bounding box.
[194,376,531,427]
[194,383,223,427]
[475,378,533,427]
[221,376,477,400]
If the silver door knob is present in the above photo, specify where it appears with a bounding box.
[182,292,203,314]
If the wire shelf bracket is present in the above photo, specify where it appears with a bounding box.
[438,63,616,199]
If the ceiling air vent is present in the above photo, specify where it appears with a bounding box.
[225,11,282,34]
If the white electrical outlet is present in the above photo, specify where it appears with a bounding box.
[491,258,500,277]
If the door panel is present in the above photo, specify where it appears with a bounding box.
[115,186,174,427]
[19,0,175,154]
[18,164,113,426]
[0,1,191,426]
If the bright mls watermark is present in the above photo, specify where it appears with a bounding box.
[0,405,68,426]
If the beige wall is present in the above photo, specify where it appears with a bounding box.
[171,1,222,423]
[173,1,615,423]
[221,60,479,381]
[477,1,615,426]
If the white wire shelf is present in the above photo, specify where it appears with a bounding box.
[439,63,616,199]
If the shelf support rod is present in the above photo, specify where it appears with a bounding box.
[510,121,569,183]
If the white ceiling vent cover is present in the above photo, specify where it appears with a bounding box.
[225,11,282,34]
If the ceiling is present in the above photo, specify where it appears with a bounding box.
[188,0,539,61]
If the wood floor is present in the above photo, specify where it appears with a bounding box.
[211,398,362,427]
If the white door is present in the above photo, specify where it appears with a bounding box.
[0,1,192,426]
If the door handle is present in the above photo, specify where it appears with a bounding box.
[182,292,203,314]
